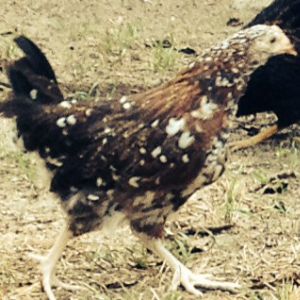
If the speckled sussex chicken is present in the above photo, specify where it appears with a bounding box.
[230,0,300,151]
[0,27,295,299]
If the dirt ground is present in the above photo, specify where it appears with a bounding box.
[1,0,300,299]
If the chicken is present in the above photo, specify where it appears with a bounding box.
[0,26,295,299]
[230,0,300,151]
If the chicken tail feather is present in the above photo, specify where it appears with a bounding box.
[6,35,63,106]
[0,36,66,152]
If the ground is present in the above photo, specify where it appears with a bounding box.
[1,0,300,299]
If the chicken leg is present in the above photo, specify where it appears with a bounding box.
[142,238,240,296]
[229,124,278,151]
[28,224,78,300]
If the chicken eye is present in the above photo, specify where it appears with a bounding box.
[270,37,277,43]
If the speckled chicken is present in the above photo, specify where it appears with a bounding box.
[0,27,296,299]
[230,0,300,151]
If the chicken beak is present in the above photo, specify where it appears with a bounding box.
[285,46,297,56]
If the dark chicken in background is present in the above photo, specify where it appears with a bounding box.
[0,26,296,299]
[230,0,300,151]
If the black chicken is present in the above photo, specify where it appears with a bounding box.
[230,0,300,150]
[0,26,295,299]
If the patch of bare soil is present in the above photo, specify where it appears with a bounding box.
[1,1,300,299]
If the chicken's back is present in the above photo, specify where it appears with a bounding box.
[237,55,300,127]
[247,0,300,34]
[237,0,300,128]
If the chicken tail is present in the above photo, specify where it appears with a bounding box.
[8,35,64,104]
[0,36,67,153]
